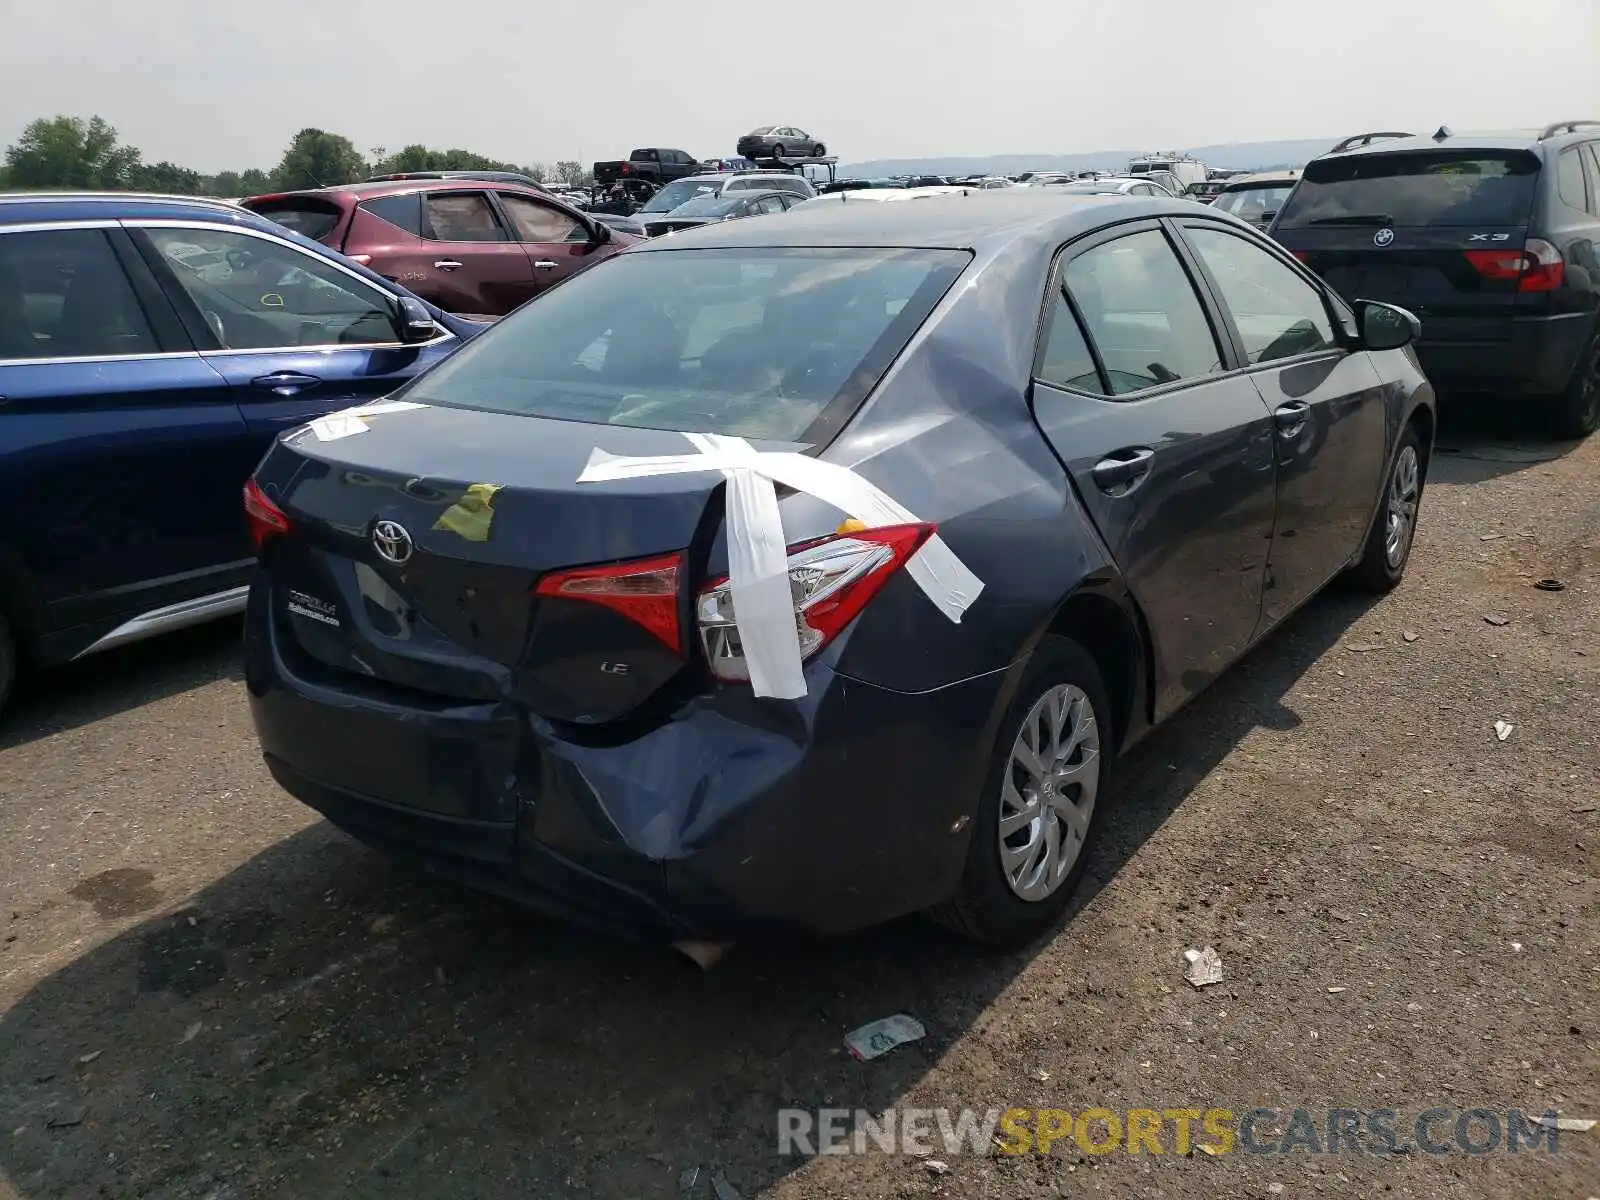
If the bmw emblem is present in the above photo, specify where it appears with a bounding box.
[1373,228,1396,247]
[372,519,414,565]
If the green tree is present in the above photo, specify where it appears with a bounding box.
[210,170,243,197]
[553,160,585,186]
[132,160,204,194]
[238,168,270,195]
[369,144,520,177]
[3,115,142,189]
[270,128,366,191]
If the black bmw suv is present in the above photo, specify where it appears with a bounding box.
[1270,122,1600,436]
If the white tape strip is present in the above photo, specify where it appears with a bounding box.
[576,432,983,698]
[308,400,429,442]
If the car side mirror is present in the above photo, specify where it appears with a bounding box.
[1354,299,1420,351]
[588,220,612,245]
[396,295,439,343]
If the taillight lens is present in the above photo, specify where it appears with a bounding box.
[243,478,290,551]
[1290,250,1310,263]
[696,524,934,684]
[535,552,683,653]
[1465,238,1565,292]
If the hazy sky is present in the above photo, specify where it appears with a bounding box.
[2,0,1596,171]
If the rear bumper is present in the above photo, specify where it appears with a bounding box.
[1416,312,1592,395]
[245,577,1005,939]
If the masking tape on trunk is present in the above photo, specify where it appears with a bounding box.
[308,400,430,442]
[576,432,983,699]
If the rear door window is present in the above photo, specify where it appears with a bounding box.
[1035,289,1105,393]
[1583,144,1600,217]
[0,228,160,360]
[399,247,970,441]
[243,197,345,243]
[1275,151,1540,228]
[423,192,509,242]
[1556,148,1589,212]
[1063,229,1224,394]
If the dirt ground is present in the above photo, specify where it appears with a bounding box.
[0,410,1595,1200]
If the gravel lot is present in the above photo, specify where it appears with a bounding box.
[1,411,1595,1200]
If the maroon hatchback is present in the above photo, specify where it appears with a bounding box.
[241,180,638,317]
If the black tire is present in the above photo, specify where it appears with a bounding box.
[1346,424,1425,592]
[771,143,787,159]
[1545,331,1600,439]
[812,143,826,158]
[930,635,1112,951]
[0,611,15,721]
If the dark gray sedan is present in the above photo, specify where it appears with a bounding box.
[641,188,802,237]
[244,192,1433,949]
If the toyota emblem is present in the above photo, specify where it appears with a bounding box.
[372,519,414,565]
[1373,228,1395,247]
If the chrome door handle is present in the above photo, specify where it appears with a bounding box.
[1091,447,1155,491]
[1274,401,1310,435]
[252,371,321,395]
[433,260,463,271]
[533,260,558,270]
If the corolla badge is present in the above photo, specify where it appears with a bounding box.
[372,519,415,565]
[1373,228,1396,247]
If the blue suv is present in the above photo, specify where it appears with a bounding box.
[0,193,486,715]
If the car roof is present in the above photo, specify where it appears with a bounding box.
[248,179,555,205]
[0,191,282,229]
[1319,130,1561,159]
[631,190,1188,252]
[1223,170,1300,187]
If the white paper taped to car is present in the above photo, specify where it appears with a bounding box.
[307,399,429,442]
[576,431,983,699]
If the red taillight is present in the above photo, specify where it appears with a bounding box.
[621,162,631,175]
[535,552,683,654]
[695,524,934,684]
[243,478,290,551]
[1465,238,1565,292]
[1290,250,1310,263]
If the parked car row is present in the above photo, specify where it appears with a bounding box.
[4,120,1597,969]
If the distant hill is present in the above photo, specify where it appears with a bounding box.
[840,137,1339,178]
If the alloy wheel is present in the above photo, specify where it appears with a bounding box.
[1384,444,1421,568]
[998,683,1101,902]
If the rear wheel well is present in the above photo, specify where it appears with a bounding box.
[1045,592,1142,752]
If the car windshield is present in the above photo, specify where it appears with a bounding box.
[400,247,971,441]
[668,194,742,217]
[1214,184,1296,217]
[1275,151,1541,228]
[642,179,721,213]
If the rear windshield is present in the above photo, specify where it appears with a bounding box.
[399,247,971,441]
[668,195,741,217]
[243,198,345,243]
[642,179,721,213]
[1275,151,1540,228]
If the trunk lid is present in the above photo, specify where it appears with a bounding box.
[257,406,751,725]
[1272,149,1541,340]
